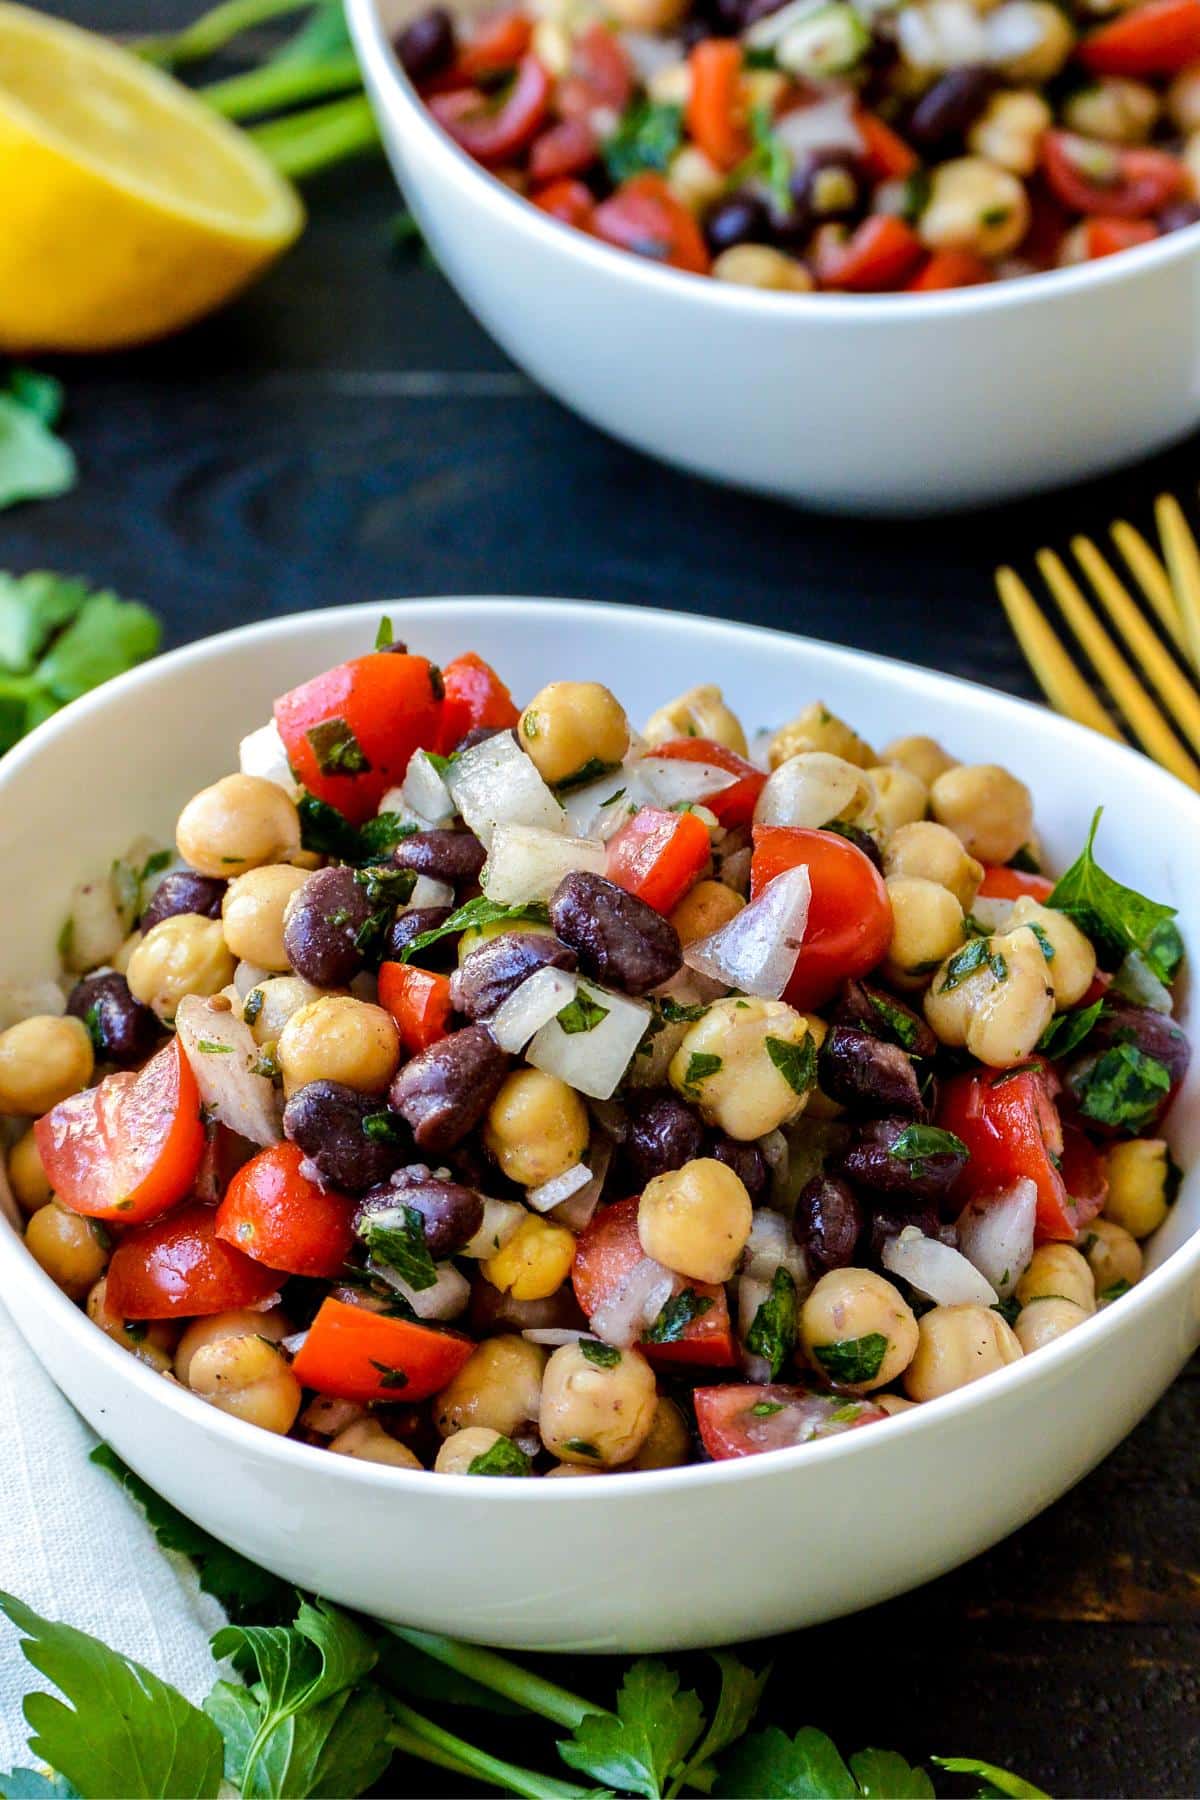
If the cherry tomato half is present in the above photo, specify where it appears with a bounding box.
[694,1385,888,1460]
[292,1296,474,1402]
[592,175,711,275]
[977,865,1055,902]
[557,22,635,118]
[750,826,893,1011]
[648,738,766,828]
[215,1142,356,1278]
[1042,131,1184,220]
[529,116,597,185]
[274,650,444,823]
[816,216,924,292]
[532,178,597,230]
[108,1201,283,1319]
[572,1196,738,1369]
[939,1065,1076,1242]
[1079,0,1200,74]
[429,55,551,167]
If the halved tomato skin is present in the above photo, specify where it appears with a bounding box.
[695,1384,888,1460]
[572,1196,738,1368]
[215,1142,356,1278]
[750,827,893,1011]
[108,1201,283,1320]
[291,1296,474,1402]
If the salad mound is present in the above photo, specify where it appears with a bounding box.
[3,629,1189,1476]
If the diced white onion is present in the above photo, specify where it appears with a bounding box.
[521,1328,590,1347]
[683,864,812,999]
[617,29,682,80]
[956,1179,1037,1299]
[753,753,873,831]
[635,757,738,809]
[883,1225,999,1307]
[372,1258,470,1320]
[0,980,66,1031]
[982,0,1046,64]
[239,719,296,793]
[491,966,579,1052]
[1113,950,1173,1014]
[527,1161,592,1214]
[175,995,281,1147]
[462,1197,528,1259]
[772,92,865,157]
[589,1255,675,1348]
[562,767,643,843]
[375,786,427,832]
[482,823,606,906]
[402,748,455,824]
[447,732,564,849]
[759,1129,789,1179]
[553,1138,612,1232]
[971,896,1014,932]
[738,1273,773,1340]
[744,1207,809,1288]
[409,874,455,910]
[746,0,827,46]
[526,979,652,1100]
[281,1329,310,1356]
[234,960,270,1000]
[62,878,125,974]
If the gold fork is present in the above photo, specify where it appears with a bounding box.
[996,494,1200,793]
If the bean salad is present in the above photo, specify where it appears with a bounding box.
[395,0,1200,292]
[3,631,1190,1476]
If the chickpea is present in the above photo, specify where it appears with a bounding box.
[638,1157,753,1284]
[435,1335,547,1438]
[1016,1242,1095,1314]
[175,1308,291,1385]
[918,157,1031,259]
[1063,77,1158,143]
[863,765,928,836]
[882,735,957,789]
[113,931,141,976]
[667,144,724,212]
[86,1277,175,1372]
[330,1418,423,1468]
[884,877,964,990]
[1014,1296,1090,1353]
[644,684,748,757]
[628,1397,692,1470]
[0,1014,93,1116]
[1082,1217,1143,1295]
[25,1201,108,1299]
[1007,895,1096,1007]
[929,763,1033,865]
[768,702,874,772]
[712,245,815,291]
[187,1334,301,1435]
[8,1127,52,1213]
[544,1462,608,1478]
[435,1425,520,1475]
[986,1,1075,81]
[276,994,399,1096]
[222,865,310,971]
[176,773,301,878]
[1104,1137,1172,1238]
[483,1214,577,1302]
[967,89,1052,175]
[1167,62,1200,133]
[924,926,1054,1065]
[649,59,692,106]
[126,916,235,1022]
[539,1341,658,1466]
[800,1268,919,1392]
[668,996,813,1140]
[484,1067,589,1187]
[669,879,744,946]
[875,1393,918,1415]
[241,973,328,1046]
[884,821,983,911]
[903,1303,1023,1402]
[518,682,630,786]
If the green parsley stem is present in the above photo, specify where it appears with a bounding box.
[201,49,362,119]
[382,1625,599,1729]
[389,1700,593,1799]
[134,0,307,65]
[250,93,380,178]
[385,1719,487,1785]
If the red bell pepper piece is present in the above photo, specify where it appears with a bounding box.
[606,806,711,914]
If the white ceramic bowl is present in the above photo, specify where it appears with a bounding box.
[346,0,1200,515]
[3,597,1199,1653]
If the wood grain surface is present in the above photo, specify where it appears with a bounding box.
[8,7,1200,1794]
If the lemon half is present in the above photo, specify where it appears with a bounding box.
[0,2,305,352]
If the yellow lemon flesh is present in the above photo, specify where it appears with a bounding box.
[0,2,305,352]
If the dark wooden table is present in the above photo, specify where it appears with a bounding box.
[13,7,1200,1794]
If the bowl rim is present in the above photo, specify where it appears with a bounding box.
[346,0,1200,322]
[4,592,1200,1507]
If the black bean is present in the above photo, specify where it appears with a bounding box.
[709,1133,769,1202]
[793,151,862,221]
[792,1174,864,1273]
[283,1080,407,1192]
[834,1115,967,1206]
[1160,201,1200,234]
[705,193,770,255]
[356,1164,484,1259]
[450,930,577,1020]
[907,66,994,149]
[139,871,225,930]
[1083,1001,1191,1089]
[834,979,938,1059]
[384,905,456,970]
[66,971,158,1067]
[549,872,682,996]
[283,865,372,988]
[393,829,486,886]
[818,1025,925,1116]
[625,1094,705,1186]
[389,1023,509,1152]
[393,6,455,81]
[470,1276,588,1337]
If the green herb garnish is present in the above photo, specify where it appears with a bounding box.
[603,98,683,183]
[764,1034,817,1098]
[1037,997,1104,1057]
[306,715,372,776]
[887,1124,967,1177]
[811,1332,889,1385]
[399,895,550,963]
[1049,807,1183,983]
[580,1340,622,1368]
[745,1267,797,1380]
[0,571,160,755]
[466,1435,532,1477]
[1073,1043,1172,1133]
[643,1288,714,1344]
[556,990,610,1035]
[681,1051,722,1092]
[357,1204,439,1291]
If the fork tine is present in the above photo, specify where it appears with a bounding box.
[1035,548,1200,789]
[1110,520,1189,656]
[1071,535,1200,757]
[1155,493,1200,673]
[995,566,1127,740]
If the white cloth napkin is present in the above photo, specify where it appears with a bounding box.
[0,1299,226,1774]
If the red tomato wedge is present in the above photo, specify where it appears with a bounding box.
[530,116,597,184]
[532,178,596,229]
[648,739,766,828]
[817,216,924,292]
[215,1142,356,1279]
[939,1065,1076,1242]
[977,865,1054,902]
[35,1037,204,1225]
[274,651,444,824]
[572,1196,738,1368]
[435,651,520,753]
[695,1385,888,1460]
[907,249,992,291]
[606,806,711,915]
[292,1297,474,1402]
[686,40,750,171]
[1041,132,1184,219]
[378,961,454,1054]
[108,1201,283,1319]
[429,56,551,166]
[592,175,711,275]
[854,109,919,181]
[1080,0,1200,72]
[1060,1124,1108,1230]
[1081,215,1158,258]
[455,8,532,78]
[750,827,892,1011]
[557,22,634,117]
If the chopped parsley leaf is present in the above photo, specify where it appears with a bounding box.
[467,1435,531,1477]
[764,1034,816,1098]
[580,1340,622,1369]
[745,1267,797,1380]
[643,1288,714,1344]
[812,1332,888,1385]
[557,990,611,1035]
[305,715,371,777]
